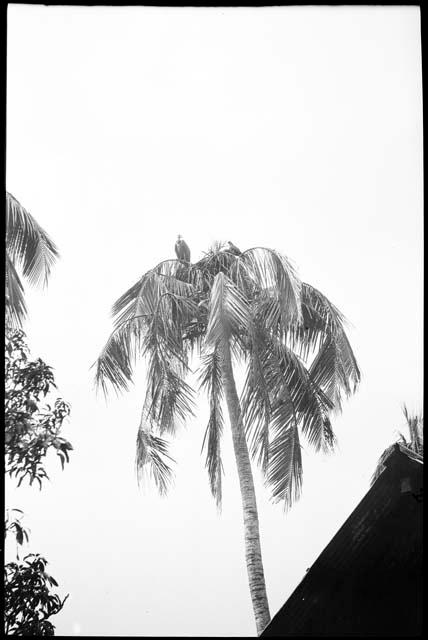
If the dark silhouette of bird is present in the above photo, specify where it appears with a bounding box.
[175,235,191,263]
[225,241,242,256]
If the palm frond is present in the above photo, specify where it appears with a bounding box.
[309,329,360,413]
[144,350,196,435]
[5,253,27,329]
[402,404,423,455]
[198,347,224,399]
[98,261,199,398]
[241,328,272,474]
[182,320,206,358]
[282,283,345,363]
[111,271,166,329]
[228,256,257,300]
[141,297,196,435]
[205,272,251,347]
[200,406,224,499]
[240,247,302,332]
[6,192,59,288]
[93,319,141,396]
[266,401,303,509]
[135,412,175,496]
[199,348,224,508]
[276,346,336,453]
[243,331,335,469]
[193,248,239,295]
[111,266,199,343]
[301,283,346,333]
[111,276,148,326]
[154,259,202,295]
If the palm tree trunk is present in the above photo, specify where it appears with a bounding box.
[221,338,271,636]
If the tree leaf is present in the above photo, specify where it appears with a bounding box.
[6,192,59,289]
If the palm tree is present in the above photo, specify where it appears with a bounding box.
[94,241,360,635]
[371,405,423,485]
[5,191,59,328]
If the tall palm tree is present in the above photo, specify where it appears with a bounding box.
[94,241,360,635]
[371,405,423,485]
[5,191,59,328]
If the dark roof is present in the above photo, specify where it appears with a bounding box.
[262,445,423,637]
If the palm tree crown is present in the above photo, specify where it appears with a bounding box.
[5,192,59,328]
[95,241,360,509]
[95,240,360,634]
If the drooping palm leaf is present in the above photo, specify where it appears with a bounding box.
[140,294,196,434]
[5,253,27,328]
[267,398,303,509]
[111,261,198,329]
[281,283,345,363]
[93,320,138,396]
[130,279,198,491]
[241,328,272,474]
[238,247,302,332]
[302,285,360,412]
[111,276,148,326]
[97,263,199,397]
[135,411,175,496]
[272,341,336,453]
[199,348,224,508]
[301,283,346,333]
[143,347,196,436]
[6,192,59,289]
[309,331,360,412]
[242,327,336,481]
[205,272,251,347]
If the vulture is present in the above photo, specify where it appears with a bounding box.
[175,235,191,263]
[225,241,242,256]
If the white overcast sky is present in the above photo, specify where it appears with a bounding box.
[6,4,423,637]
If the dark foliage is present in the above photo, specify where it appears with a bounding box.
[4,554,68,636]
[5,330,72,489]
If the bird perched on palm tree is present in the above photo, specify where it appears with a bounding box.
[174,235,191,263]
[94,241,360,635]
[225,241,242,256]
[5,192,59,329]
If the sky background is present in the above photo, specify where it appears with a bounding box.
[5,5,423,637]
